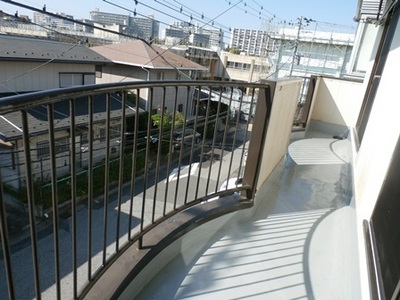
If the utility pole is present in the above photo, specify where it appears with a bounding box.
[289,16,314,76]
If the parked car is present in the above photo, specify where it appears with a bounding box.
[173,128,201,149]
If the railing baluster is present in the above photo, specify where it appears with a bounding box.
[47,103,61,299]
[139,87,154,246]
[116,91,127,251]
[87,94,94,281]
[163,86,178,216]
[205,86,224,195]
[152,87,166,223]
[102,93,111,265]
[69,98,78,299]
[173,86,191,210]
[195,85,213,200]
[0,171,15,299]
[215,87,235,192]
[226,87,245,188]
[184,85,202,205]
[21,109,42,299]
[128,88,140,241]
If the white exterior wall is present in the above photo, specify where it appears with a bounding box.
[98,65,195,113]
[309,77,364,127]
[354,15,400,300]
[218,51,269,82]
[0,61,95,94]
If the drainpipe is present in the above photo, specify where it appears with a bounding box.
[141,66,150,111]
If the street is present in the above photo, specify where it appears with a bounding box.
[0,123,250,299]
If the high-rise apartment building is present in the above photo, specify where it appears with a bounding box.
[230,28,268,56]
[90,10,159,41]
[165,22,224,49]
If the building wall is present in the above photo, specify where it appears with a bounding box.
[0,61,96,94]
[272,39,353,78]
[90,11,159,40]
[308,77,364,129]
[230,28,267,56]
[4,119,124,189]
[218,51,269,82]
[354,10,400,300]
[97,65,194,113]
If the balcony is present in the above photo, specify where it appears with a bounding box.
[0,77,364,299]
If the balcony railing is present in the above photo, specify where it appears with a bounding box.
[0,80,273,299]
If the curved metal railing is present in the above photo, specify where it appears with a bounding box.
[0,80,271,299]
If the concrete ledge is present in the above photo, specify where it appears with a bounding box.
[83,195,253,300]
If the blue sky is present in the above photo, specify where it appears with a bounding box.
[1,0,359,35]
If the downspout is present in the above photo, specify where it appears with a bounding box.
[141,66,150,111]
[355,0,363,22]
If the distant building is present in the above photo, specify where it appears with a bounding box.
[89,10,159,41]
[0,36,127,188]
[268,27,354,78]
[165,22,223,49]
[91,40,208,113]
[33,11,94,33]
[217,51,269,82]
[0,35,110,96]
[230,28,268,56]
[33,12,75,30]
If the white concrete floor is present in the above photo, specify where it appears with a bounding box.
[135,130,361,300]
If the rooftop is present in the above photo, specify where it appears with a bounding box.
[0,35,110,64]
[91,40,208,70]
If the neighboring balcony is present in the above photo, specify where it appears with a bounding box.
[0,76,364,299]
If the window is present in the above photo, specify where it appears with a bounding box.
[99,128,106,142]
[80,128,89,144]
[157,72,164,80]
[178,104,183,112]
[37,141,50,158]
[60,73,95,88]
[95,65,102,78]
[37,137,69,158]
[227,61,235,68]
[99,125,121,142]
[110,125,121,139]
[55,137,69,153]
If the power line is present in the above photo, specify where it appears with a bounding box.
[104,0,245,82]
[1,0,144,41]
[1,0,198,81]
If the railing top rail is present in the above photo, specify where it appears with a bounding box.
[0,80,269,114]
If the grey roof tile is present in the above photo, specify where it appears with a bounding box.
[0,35,111,64]
[91,40,208,70]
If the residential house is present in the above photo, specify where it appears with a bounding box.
[217,50,270,83]
[0,35,110,96]
[91,40,208,114]
[0,93,139,189]
[0,36,140,189]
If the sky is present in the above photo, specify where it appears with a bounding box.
[1,0,359,39]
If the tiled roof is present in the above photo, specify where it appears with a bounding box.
[0,93,140,141]
[0,35,111,64]
[91,40,208,70]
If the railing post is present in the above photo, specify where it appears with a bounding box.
[0,171,15,299]
[242,83,273,200]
